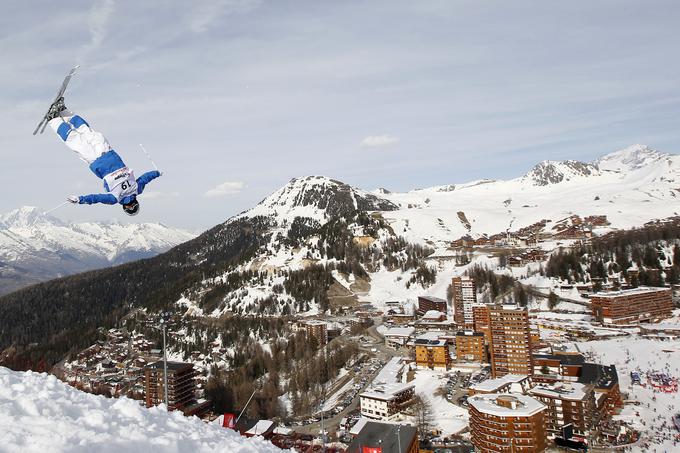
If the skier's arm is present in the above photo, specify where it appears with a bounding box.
[78,193,118,205]
[136,170,162,194]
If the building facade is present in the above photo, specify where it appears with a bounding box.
[455,330,487,363]
[529,382,596,437]
[590,287,673,325]
[144,361,207,415]
[303,320,328,345]
[452,276,477,329]
[417,295,447,316]
[415,338,451,369]
[359,383,416,421]
[489,305,533,378]
[532,352,623,417]
[469,393,548,453]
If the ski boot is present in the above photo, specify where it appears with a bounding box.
[45,96,67,122]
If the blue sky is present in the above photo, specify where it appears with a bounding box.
[2,0,680,230]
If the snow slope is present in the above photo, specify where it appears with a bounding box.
[242,175,397,223]
[0,206,195,295]
[377,145,680,247]
[0,367,283,453]
[179,144,680,317]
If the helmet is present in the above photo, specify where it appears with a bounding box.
[123,198,140,216]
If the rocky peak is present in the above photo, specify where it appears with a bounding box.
[596,144,668,172]
[246,176,398,222]
[523,160,600,186]
[0,206,61,228]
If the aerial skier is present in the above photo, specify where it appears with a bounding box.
[34,66,161,216]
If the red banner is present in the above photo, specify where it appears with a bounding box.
[362,447,382,453]
[223,413,236,429]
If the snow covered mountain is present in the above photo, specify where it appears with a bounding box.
[0,367,281,453]
[171,144,680,315]
[0,206,195,295]
[4,143,680,366]
[377,144,680,247]
[244,175,398,222]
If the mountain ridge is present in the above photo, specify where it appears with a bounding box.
[2,143,679,369]
[0,206,195,295]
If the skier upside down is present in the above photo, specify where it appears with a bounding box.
[47,98,161,216]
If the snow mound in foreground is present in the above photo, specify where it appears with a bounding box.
[0,367,283,453]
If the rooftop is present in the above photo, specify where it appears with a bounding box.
[348,421,417,453]
[578,363,618,389]
[361,382,415,401]
[470,374,529,392]
[592,286,671,298]
[422,310,446,319]
[456,330,484,337]
[533,352,586,366]
[373,357,406,385]
[146,361,194,372]
[490,304,528,313]
[529,382,590,401]
[418,295,447,303]
[469,393,546,417]
[384,327,415,337]
[414,331,446,342]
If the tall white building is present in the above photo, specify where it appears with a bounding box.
[452,276,476,329]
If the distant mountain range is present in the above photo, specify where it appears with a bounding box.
[372,144,680,247]
[0,207,195,295]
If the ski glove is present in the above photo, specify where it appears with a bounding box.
[67,195,80,204]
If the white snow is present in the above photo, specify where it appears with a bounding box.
[0,367,283,453]
[410,369,469,435]
[375,145,680,248]
[579,337,680,452]
[0,206,194,264]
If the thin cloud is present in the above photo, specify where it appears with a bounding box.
[360,134,400,148]
[189,0,262,33]
[80,0,116,58]
[203,181,245,197]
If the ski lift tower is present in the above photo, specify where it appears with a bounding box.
[158,312,171,408]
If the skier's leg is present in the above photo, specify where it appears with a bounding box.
[48,111,112,164]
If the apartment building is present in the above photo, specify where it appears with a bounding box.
[455,330,487,363]
[417,295,447,315]
[590,287,673,325]
[359,383,416,421]
[469,393,548,453]
[489,305,533,378]
[452,276,477,329]
[144,361,208,416]
[529,382,596,437]
[415,336,451,370]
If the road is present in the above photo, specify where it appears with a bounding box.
[523,283,591,308]
[294,317,400,438]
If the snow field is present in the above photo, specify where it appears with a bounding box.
[0,367,283,453]
[580,337,680,452]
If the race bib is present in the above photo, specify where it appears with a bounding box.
[103,167,138,202]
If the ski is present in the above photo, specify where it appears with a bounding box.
[32,65,80,136]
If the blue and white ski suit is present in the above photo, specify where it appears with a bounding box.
[48,111,160,205]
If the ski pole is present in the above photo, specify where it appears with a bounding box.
[139,143,159,171]
[43,201,69,216]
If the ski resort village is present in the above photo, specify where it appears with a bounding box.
[3,147,680,452]
[4,3,680,452]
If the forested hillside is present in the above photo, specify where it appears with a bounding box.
[0,216,272,369]
[545,219,680,288]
